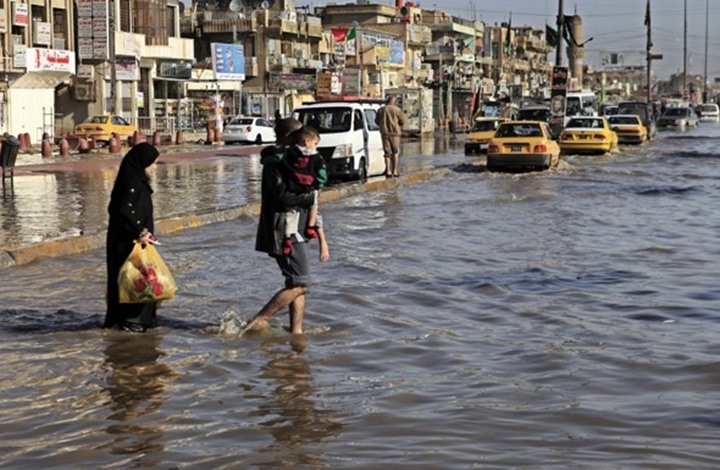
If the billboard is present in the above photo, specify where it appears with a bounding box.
[211,43,245,81]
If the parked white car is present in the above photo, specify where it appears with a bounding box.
[292,101,385,181]
[222,117,276,144]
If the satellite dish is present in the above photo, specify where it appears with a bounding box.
[259,0,269,9]
[179,2,185,15]
[229,0,242,12]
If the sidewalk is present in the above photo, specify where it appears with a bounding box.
[1,138,464,269]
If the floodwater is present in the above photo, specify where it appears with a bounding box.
[3,124,720,468]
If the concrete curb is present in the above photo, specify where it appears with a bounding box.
[0,166,454,269]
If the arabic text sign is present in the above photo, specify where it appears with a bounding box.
[27,48,76,74]
[13,3,28,26]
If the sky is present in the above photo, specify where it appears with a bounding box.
[295,0,719,80]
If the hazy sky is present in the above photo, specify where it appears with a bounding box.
[298,0,718,79]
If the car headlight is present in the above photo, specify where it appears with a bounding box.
[332,144,352,158]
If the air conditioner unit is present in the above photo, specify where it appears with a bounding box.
[74,82,96,101]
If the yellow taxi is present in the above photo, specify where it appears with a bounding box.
[558,116,618,155]
[74,115,138,143]
[607,114,648,144]
[487,121,561,172]
[464,117,508,155]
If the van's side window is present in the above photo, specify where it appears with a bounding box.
[365,109,379,131]
[354,110,363,130]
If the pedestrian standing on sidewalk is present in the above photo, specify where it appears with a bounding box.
[375,95,407,178]
[243,118,319,336]
[105,142,160,332]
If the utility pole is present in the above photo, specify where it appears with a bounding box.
[646,0,652,103]
[703,0,709,103]
[556,0,564,66]
[683,0,687,94]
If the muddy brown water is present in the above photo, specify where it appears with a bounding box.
[2,128,720,468]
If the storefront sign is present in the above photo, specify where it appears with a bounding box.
[211,43,245,81]
[116,57,139,81]
[27,48,76,74]
[158,60,192,80]
[77,0,108,60]
[13,44,26,69]
[316,72,333,96]
[342,68,361,96]
[268,73,316,93]
[33,22,52,46]
[0,9,7,33]
[13,3,28,26]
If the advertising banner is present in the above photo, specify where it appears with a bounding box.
[211,43,245,81]
[549,66,568,130]
[268,73,316,93]
[27,48,76,74]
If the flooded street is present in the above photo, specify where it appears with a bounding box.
[3,125,720,468]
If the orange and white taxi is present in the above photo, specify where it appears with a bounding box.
[486,121,561,172]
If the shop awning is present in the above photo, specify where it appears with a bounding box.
[10,71,72,89]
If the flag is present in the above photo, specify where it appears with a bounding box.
[331,27,349,42]
[503,13,512,55]
[546,24,558,48]
[644,0,651,27]
[346,26,356,41]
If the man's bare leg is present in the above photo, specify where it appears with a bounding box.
[242,286,307,334]
[289,293,306,334]
[391,153,400,176]
[384,156,392,176]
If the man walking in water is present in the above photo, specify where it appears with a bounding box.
[375,95,407,178]
[244,118,318,335]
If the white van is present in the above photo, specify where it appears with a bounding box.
[566,92,599,117]
[292,101,385,181]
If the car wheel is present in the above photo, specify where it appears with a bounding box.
[358,157,368,183]
[255,134,262,144]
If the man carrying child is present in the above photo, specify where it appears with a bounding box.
[244,118,330,336]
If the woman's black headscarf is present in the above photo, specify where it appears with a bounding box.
[108,142,160,214]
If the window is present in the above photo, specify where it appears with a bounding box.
[135,0,168,46]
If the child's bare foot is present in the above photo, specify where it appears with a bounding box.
[241,317,271,336]
[319,243,330,262]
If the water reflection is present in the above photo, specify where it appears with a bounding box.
[254,341,343,468]
[102,331,177,460]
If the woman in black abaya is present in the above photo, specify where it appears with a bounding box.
[105,142,160,332]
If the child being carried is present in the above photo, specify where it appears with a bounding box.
[281,126,330,262]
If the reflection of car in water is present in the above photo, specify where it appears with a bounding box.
[559,117,619,155]
[464,117,507,155]
[486,120,561,172]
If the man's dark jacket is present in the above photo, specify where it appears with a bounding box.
[255,146,316,256]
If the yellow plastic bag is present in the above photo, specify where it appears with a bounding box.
[118,242,177,304]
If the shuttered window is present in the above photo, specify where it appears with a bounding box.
[119,0,131,32]
[134,0,168,46]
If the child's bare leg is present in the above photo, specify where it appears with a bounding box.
[318,227,330,262]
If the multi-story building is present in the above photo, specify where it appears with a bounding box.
[181,0,323,120]
[0,0,76,138]
[1,0,194,138]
